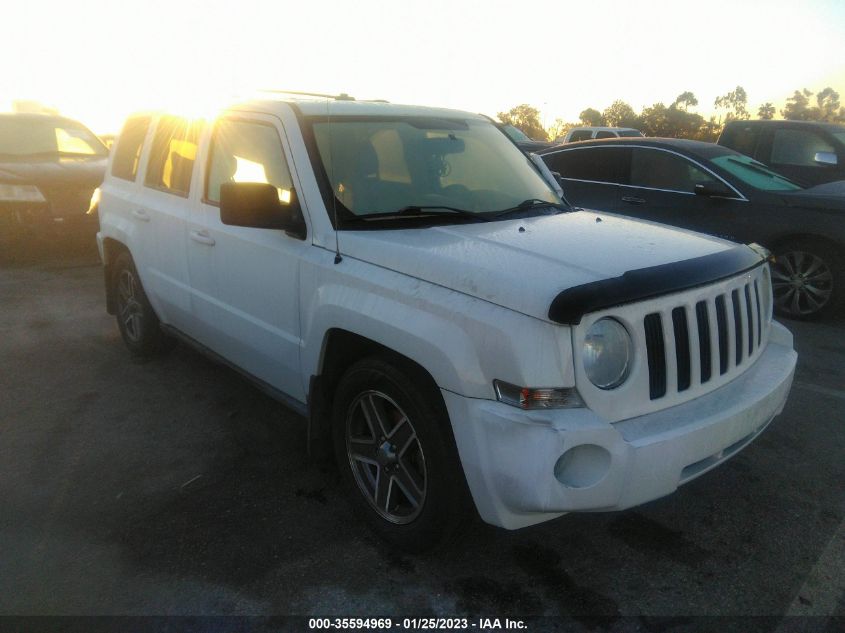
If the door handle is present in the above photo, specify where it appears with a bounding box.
[189,229,216,246]
[621,196,646,205]
[131,208,150,222]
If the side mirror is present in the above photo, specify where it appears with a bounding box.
[694,182,733,198]
[220,182,304,237]
[814,151,838,166]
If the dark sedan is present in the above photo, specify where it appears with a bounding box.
[0,113,108,238]
[539,138,845,319]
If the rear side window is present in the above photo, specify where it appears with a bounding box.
[771,129,835,166]
[543,147,630,184]
[111,116,151,181]
[205,119,293,205]
[595,131,616,139]
[144,116,201,196]
[720,124,759,158]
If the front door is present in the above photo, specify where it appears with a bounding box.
[187,114,309,402]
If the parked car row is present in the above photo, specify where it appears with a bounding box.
[95,94,797,551]
[539,135,845,320]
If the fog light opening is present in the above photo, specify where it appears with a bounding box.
[554,444,611,489]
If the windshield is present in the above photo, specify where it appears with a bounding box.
[711,154,802,191]
[0,117,108,157]
[310,116,560,223]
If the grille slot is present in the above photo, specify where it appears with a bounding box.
[672,307,691,392]
[644,313,666,400]
[695,301,711,383]
[715,295,729,375]
[753,280,762,348]
[731,289,743,366]
[744,285,755,356]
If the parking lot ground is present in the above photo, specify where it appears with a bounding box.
[1,233,843,631]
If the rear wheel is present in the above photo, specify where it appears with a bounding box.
[771,240,842,319]
[332,357,470,552]
[112,251,173,356]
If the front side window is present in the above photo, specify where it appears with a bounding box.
[629,148,719,193]
[310,117,559,221]
[206,119,294,205]
[144,116,201,196]
[542,147,629,185]
[111,116,151,181]
[0,117,107,158]
[771,129,835,167]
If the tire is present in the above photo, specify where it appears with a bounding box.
[771,239,843,320]
[331,357,471,552]
[111,251,174,356]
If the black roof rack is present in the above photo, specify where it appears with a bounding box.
[259,89,356,101]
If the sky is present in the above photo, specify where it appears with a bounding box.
[1,0,844,134]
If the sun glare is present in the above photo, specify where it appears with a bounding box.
[1,0,843,134]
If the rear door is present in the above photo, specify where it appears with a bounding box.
[136,115,201,329]
[541,146,628,211]
[187,113,309,401]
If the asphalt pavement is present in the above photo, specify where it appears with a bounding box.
[0,231,843,632]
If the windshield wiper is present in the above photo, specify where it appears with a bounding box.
[490,198,568,219]
[358,205,491,222]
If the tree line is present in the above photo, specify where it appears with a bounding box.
[498,86,845,143]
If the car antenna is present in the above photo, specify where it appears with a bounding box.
[326,96,342,264]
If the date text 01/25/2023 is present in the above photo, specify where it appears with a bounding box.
[308,618,527,630]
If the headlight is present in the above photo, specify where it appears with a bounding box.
[0,183,46,203]
[583,318,632,389]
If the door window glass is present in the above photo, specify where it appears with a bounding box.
[568,130,594,142]
[771,129,835,166]
[595,131,616,139]
[542,147,629,184]
[145,116,201,196]
[721,124,759,158]
[112,116,151,181]
[206,119,293,205]
[629,148,718,192]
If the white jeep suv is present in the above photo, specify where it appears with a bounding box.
[97,95,796,550]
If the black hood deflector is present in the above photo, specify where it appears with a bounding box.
[548,244,768,325]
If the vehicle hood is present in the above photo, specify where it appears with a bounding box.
[338,210,735,322]
[776,184,845,211]
[0,156,107,188]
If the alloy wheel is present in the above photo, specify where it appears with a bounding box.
[117,268,144,343]
[345,390,427,524]
[771,250,833,317]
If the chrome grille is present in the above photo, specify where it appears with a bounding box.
[643,271,769,401]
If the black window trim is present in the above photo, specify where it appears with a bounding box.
[543,144,748,201]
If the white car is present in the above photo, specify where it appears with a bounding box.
[563,127,644,143]
[97,95,796,551]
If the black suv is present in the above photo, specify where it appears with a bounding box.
[718,120,845,187]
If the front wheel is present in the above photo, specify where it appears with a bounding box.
[332,357,471,552]
[771,240,843,319]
